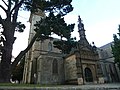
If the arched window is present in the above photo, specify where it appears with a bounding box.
[52,59,58,74]
[48,42,52,51]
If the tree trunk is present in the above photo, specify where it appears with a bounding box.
[0,22,15,83]
[0,0,22,82]
[0,43,12,82]
[0,21,38,83]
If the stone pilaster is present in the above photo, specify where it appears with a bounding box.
[75,51,83,85]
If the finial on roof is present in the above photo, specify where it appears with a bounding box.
[78,15,84,31]
[78,15,82,24]
[78,15,86,40]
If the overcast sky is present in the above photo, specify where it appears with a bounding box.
[0,0,120,57]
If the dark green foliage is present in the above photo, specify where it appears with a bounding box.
[11,55,25,83]
[24,0,73,16]
[53,38,77,54]
[34,12,75,53]
[34,13,74,37]
[15,22,26,32]
[112,25,120,69]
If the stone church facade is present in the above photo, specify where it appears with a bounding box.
[98,42,120,83]
[22,11,65,84]
[22,12,104,85]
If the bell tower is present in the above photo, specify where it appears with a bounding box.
[22,10,45,83]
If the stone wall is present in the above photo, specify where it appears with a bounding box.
[64,55,77,83]
[37,53,64,85]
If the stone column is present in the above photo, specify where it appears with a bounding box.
[75,51,84,85]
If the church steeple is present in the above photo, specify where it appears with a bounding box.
[78,15,86,39]
[78,15,89,46]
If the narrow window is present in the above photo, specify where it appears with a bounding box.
[52,59,58,74]
[48,42,52,51]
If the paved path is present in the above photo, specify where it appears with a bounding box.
[0,83,120,90]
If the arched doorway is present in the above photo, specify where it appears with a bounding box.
[85,67,93,82]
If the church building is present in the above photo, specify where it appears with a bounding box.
[22,12,104,85]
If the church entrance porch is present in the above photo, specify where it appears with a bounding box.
[82,64,98,84]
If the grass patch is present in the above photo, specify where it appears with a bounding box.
[0,83,43,87]
[0,83,60,87]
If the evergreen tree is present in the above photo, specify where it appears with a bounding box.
[112,25,120,69]
[0,0,73,82]
[34,13,76,54]
[53,37,77,54]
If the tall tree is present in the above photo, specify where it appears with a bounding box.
[112,25,120,69]
[34,13,76,54]
[0,0,73,82]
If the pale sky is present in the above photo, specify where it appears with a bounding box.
[65,0,120,47]
[0,0,120,57]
